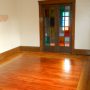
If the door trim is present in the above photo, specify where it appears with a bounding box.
[38,0,76,53]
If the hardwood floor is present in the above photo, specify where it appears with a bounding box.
[0,52,90,90]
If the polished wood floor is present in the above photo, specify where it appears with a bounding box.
[0,52,90,90]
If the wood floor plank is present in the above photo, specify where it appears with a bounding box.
[0,52,89,90]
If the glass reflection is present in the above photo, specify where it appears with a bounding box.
[65,12,70,16]
[65,21,69,26]
[65,17,69,21]
[65,27,69,31]
[64,58,71,73]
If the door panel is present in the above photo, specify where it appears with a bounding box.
[57,5,72,53]
[43,5,72,53]
[44,7,56,47]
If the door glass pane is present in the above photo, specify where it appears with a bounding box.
[65,20,69,26]
[64,12,70,16]
[65,6,70,11]
[59,5,71,47]
[59,37,64,46]
[44,8,56,46]
[65,26,69,31]
[44,9,50,46]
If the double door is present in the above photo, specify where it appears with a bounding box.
[43,4,73,53]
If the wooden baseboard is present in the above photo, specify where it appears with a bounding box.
[20,46,40,52]
[0,46,90,61]
[0,47,21,60]
[20,46,90,55]
[74,49,90,55]
[77,60,90,90]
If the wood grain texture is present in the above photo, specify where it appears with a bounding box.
[0,51,89,90]
[76,60,90,90]
[39,0,75,4]
[74,49,90,55]
[20,46,40,52]
[0,47,21,61]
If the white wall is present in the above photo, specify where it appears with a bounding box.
[16,0,40,47]
[75,0,90,49]
[0,0,20,53]
[16,0,90,50]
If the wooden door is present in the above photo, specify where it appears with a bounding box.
[43,5,57,52]
[57,5,72,53]
[43,4,72,53]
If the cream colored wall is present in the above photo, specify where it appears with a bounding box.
[17,0,90,50]
[75,0,90,49]
[16,0,40,47]
[0,0,20,53]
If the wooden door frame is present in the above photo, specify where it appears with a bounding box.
[38,0,76,53]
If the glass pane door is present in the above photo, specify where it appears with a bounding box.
[43,5,72,52]
[44,7,56,47]
[59,5,71,48]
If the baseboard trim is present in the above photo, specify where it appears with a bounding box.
[0,47,21,60]
[74,49,90,55]
[20,46,90,55]
[76,60,90,90]
[20,46,40,52]
[0,46,90,61]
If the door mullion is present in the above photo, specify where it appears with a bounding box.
[55,6,59,51]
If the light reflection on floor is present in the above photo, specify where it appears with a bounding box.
[64,58,71,73]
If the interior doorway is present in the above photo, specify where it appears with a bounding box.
[39,0,75,53]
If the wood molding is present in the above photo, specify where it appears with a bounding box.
[20,46,40,52]
[0,47,21,60]
[77,60,90,90]
[20,46,90,55]
[38,0,76,52]
[74,49,90,55]
[0,46,90,62]
[39,0,75,4]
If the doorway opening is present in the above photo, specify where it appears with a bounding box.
[39,0,75,53]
